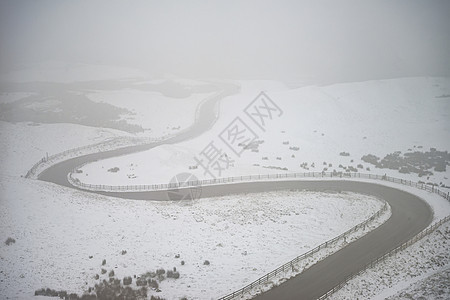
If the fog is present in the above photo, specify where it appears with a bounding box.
[1,0,449,82]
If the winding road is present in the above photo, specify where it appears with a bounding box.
[37,83,434,299]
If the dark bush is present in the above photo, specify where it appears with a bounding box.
[148,279,159,289]
[346,166,358,172]
[59,290,68,298]
[94,274,99,280]
[203,260,210,265]
[121,250,127,255]
[34,288,45,296]
[435,161,446,172]
[144,271,156,278]
[167,270,180,279]
[95,277,144,300]
[155,268,165,281]
[34,288,68,298]
[136,277,147,286]
[136,286,148,298]
[123,276,132,285]
[36,266,177,300]
[120,286,134,299]
[102,259,106,266]
[5,237,15,245]
[399,166,410,174]
[95,279,125,300]
[340,152,350,156]
[107,167,120,173]
[361,154,380,165]
[47,288,58,297]
[181,260,185,265]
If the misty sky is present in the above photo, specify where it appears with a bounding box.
[1,0,449,82]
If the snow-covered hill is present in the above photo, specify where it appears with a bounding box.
[74,77,450,189]
[1,73,450,299]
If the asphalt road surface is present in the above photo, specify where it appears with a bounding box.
[37,84,433,299]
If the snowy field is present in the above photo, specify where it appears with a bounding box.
[1,65,450,300]
[85,89,216,135]
[0,166,385,299]
[0,62,224,139]
[73,77,450,189]
[331,220,450,300]
[0,121,134,178]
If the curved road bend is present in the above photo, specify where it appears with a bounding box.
[39,82,238,186]
[37,84,434,299]
[249,180,432,300]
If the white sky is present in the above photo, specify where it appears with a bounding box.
[1,0,449,82]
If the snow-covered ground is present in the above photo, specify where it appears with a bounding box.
[0,61,225,139]
[1,67,450,300]
[0,167,384,299]
[330,220,450,300]
[386,266,450,300]
[0,121,134,178]
[239,199,391,300]
[73,77,450,189]
[0,66,387,299]
[85,89,216,135]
